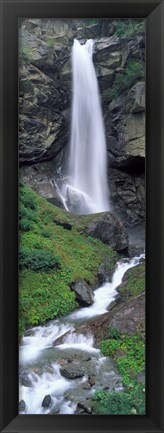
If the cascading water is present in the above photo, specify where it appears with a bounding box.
[19,254,144,415]
[59,39,110,214]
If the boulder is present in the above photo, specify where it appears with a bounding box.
[85,212,128,252]
[60,365,85,379]
[19,400,26,412]
[76,400,92,414]
[42,394,52,408]
[71,280,94,306]
[20,374,33,388]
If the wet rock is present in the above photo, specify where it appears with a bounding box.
[19,400,26,412]
[73,291,145,346]
[77,400,92,414]
[106,297,119,311]
[50,407,60,414]
[42,394,52,408]
[85,212,128,253]
[60,365,85,379]
[20,374,33,387]
[97,262,115,285]
[71,280,94,307]
[88,375,96,387]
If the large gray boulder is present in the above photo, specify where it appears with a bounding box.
[85,212,128,252]
[71,280,94,306]
[60,365,85,380]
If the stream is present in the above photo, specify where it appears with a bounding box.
[19,254,144,414]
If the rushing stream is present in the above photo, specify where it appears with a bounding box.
[19,254,144,414]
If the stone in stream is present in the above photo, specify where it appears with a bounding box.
[42,394,52,408]
[19,400,26,412]
[76,400,92,414]
[60,365,84,380]
[20,374,33,388]
[70,280,94,306]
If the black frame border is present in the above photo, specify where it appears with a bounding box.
[0,0,164,432]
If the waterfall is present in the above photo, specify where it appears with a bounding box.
[60,39,110,214]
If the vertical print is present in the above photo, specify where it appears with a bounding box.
[19,18,145,415]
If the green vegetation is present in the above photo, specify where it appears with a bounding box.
[19,47,33,65]
[92,384,145,415]
[92,328,145,414]
[19,247,60,271]
[19,184,117,338]
[115,19,145,37]
[88,18,100,25]
[103,58,144,102]
[118,263,145,299]
[94,259,145,415]
[100,334,145,386]
[47,37,57,48]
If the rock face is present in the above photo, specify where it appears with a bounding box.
[71,281,94,306]
[19,18,145,225]
[106,80,145,224]
[85,212,128,252]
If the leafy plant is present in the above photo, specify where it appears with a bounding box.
[92,385,145,414]
[108,327,121,340]
[19,247,60,271]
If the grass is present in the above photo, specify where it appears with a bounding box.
[19,183,117,338]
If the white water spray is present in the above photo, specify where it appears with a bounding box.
[60,39,109,214]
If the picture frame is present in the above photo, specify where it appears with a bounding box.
[0,0,164,432]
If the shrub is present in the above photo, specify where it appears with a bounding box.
[20,187,37,210]
[92,386,145,414]
[19,218,33,232]
[108,327,121,340]
[115,20,125,36]
[19,204,38,223]
[19,247,60,271]
[100,334,145,386]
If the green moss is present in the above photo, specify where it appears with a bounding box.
[19,184,117,337]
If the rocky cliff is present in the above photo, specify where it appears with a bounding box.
[19,18,145,225]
